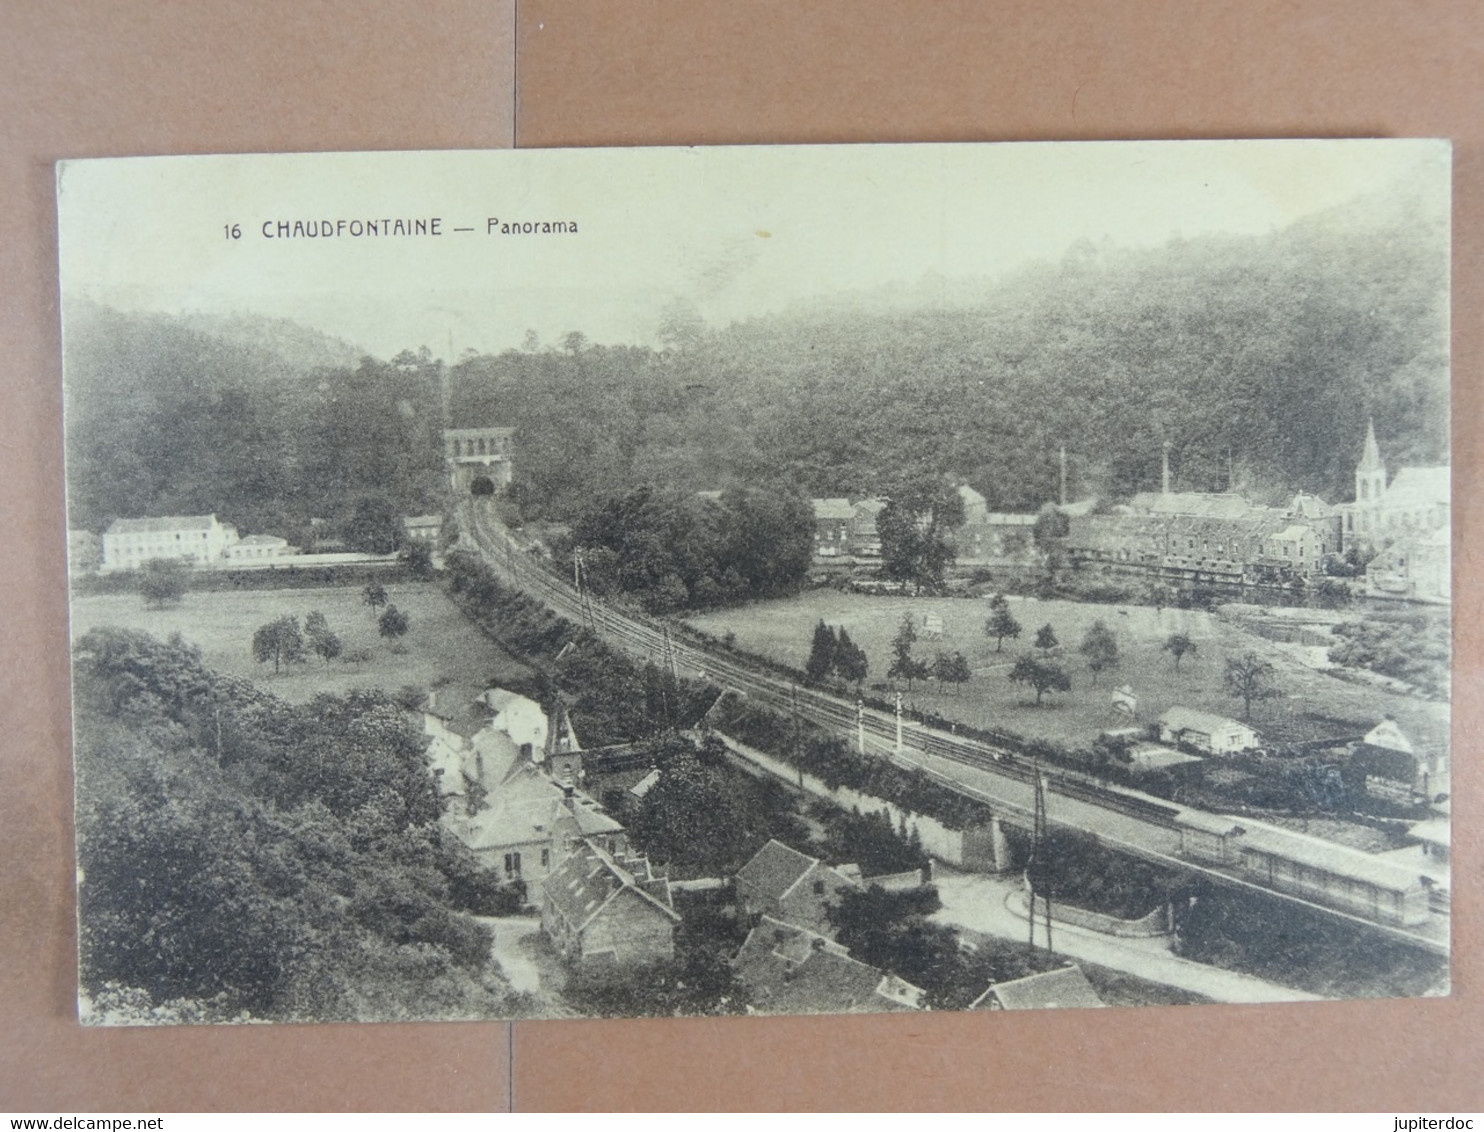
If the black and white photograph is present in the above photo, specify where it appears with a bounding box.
[57,140,1451,1026]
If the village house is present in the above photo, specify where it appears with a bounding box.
[850,498,887,559]
[223,533,293,564]
[969,964,1105,1011]
[731,915,924,1016]
[540,840,680,969]
[1365,524,1450,604]
[1158,707,1260,755]
[425,693,626,890]
[810,498,856,559]
[100,513,240,573]
[734,839,863,936]
[1350,718,1448,804]
[477,687,549,759]
[402,513,443,545]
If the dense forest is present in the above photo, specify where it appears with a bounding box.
[65,185,1447,538]
[73,628,524,1023]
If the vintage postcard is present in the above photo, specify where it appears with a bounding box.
[57,141,1451,1025]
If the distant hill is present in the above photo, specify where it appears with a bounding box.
[175,309,366,372]
[62,302,445,540]
[448,189,1449,519]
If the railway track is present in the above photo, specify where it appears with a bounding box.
[456,500,1449,956]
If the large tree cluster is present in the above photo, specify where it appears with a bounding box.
[72,627,519,1023]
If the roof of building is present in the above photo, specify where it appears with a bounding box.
[957,485,987,508]
[1238,820,1427,892]
[629,768,662,798]
[105,514,221,534]
[1131,493,1261,521]
[1384,466,1450,509]
[732,916,923,1016]
[1362,718,1414,754]
[812,498,856,521]
[540,841,679,934]
[1287,493,1335,519]
[736,839,818,901]
[481,688,542,717]
[562,792,625,837]
[970,965,1106,1011]
[1268,524,1314,543]
[982,512,1038,526]
[1160,707,1254,737]
[1408,818,1450,847]
[852,498,888,518]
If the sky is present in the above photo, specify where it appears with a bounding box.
[57,140,1450,359]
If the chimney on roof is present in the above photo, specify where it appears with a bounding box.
[1059,446,1068,506]
[1162,441,1172,496]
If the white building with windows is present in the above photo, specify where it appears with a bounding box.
[100,513,240,573]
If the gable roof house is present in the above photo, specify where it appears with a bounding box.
[1159,707,1260,755]
[540,840,680,968]
[732,916,924,1016]
[734,839,863,936]
[969,964,1106,1011]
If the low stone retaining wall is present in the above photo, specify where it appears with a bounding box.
[713,731,1010,872]
[1019,884,1171,938]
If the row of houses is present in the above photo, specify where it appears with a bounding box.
[811,489,1040,566]
[69,511,444,575]
[809,422,1449,603]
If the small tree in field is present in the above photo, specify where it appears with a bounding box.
[139,558,190,608]
[304,610,343,667]
[833,628,869,690]
[1009,655,1071,706]
[1223,651,1279,720]
[887,613,929,691]
[378,604,410,642]
[1163,631,1197,671]
[1079,620,1119,675]
[984,595,1022,652]
[1034,623,1059,654]
[252,616,305,674]
[933,651,972,694]
[362,582,388,616]
[805,621,839,685]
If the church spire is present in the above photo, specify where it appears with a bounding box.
[1357,418,1385,474]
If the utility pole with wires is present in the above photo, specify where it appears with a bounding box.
[1027,766,1054,955]
[573,550,597,634]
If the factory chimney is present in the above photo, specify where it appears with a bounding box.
[1059,446,1068,506]
[1161,441,1172,496]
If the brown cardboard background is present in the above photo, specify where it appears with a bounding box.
[2,0,1481,1113]
[0,0,514,1112]
[508,0,1484,1112]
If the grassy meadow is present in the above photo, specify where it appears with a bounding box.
[70,581,530,706]
[686,590,1448,755]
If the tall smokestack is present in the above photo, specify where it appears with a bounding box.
[1161,441,1172,496]
[1059,446,1068,506]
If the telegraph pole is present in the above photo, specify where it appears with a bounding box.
[857,698,866,755]
[894,691,904,756]
[1028,767,1054,955]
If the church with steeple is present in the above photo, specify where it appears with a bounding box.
[1338,420,1450,603]
[1339,419,1450,552]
